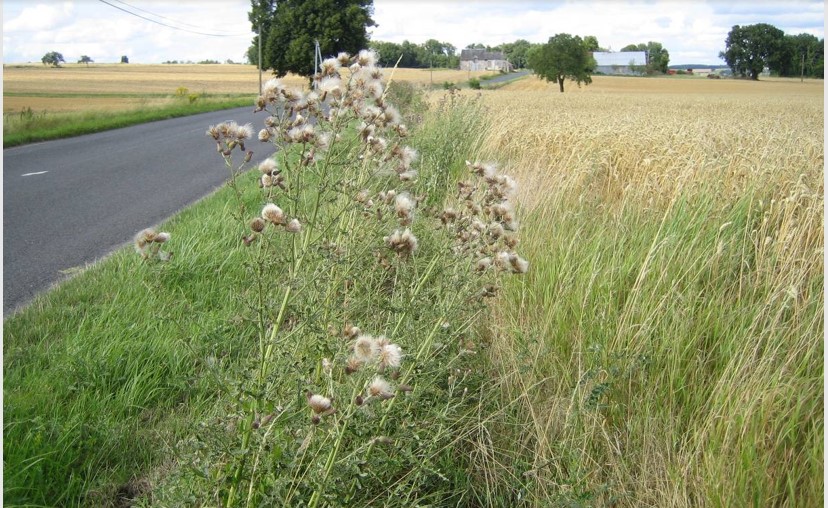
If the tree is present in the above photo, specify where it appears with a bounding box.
[41,51,65,67]
[78,55,93,66]
[120,55,129,64]
[582,35,600,52]
[719,23,785,80]
[621,41,670,74]
[257,0,375,79]
[776,33,824,78]
[247,0,276,68]
[528,34,595,93]
[500,39,534,69]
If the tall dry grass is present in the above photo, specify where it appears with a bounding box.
[463,79,823,505]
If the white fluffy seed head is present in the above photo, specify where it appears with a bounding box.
[285,218,302,233]
[368,376,394,399]
[379,343,402,369]
[308,394,332,414]
[262,203,285,225]
[353,335,379,362]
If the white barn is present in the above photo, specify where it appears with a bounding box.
[592,51,647,75]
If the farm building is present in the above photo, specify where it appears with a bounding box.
[460,49,512,72]
[592,51,647,75]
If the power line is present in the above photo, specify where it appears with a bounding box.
[97,0,252,37]
[109,0,246,34]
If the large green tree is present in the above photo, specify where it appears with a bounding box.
[499,39,534,69]
[247,0,276,66]
[41,51,65,67]
[719,23,785,80]
[254,0,375,78]
[776,33,824,78]
[621,41,670,73]
[528,34,595,93]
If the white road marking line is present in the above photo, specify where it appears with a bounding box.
[21,171,48,176]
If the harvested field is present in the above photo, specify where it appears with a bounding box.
[3,63,497,113]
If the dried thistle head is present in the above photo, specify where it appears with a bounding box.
[307,392,333,414]
[384,228,419,256]
[353,334,379,363]
[285,218,302,233]
[343,323,361,339]
[378,343,402,370]
[368,376,395,400]
[261,203,285,225]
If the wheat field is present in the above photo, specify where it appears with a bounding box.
[463,75,824,505]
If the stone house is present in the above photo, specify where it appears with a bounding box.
[459,49,512,72]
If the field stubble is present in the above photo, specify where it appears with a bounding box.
[464,77,823,505]
[3,63,496,113]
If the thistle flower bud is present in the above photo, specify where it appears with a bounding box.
[250,218,265,233]
[153,232,171,243]
[337,52,351,65]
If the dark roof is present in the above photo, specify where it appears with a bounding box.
[460,49,506,61]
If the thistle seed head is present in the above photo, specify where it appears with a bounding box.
[353,334,379,362]
[307,393,333,414]
[261,203,285,225]
[368,376,394,400]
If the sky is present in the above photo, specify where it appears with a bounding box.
[2,0,825,66]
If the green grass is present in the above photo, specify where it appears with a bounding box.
[3,95,255,147]
[487,182,823,505]
[4,88,497,506]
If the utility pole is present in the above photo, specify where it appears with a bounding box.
[258,24,263,94]
[313,39,322,90]
[800,51,805,83]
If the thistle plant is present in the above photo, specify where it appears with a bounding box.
[153,49,528,506]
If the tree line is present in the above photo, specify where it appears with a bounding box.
[720,23,824,80]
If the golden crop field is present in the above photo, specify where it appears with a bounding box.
[2,63,496,114]
[466,74,824,505]
[473,75,824,210]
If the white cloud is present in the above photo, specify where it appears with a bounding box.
[4,2,74,32]
[1,0,823,65]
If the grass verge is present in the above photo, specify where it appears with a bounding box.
[4,84,500,506]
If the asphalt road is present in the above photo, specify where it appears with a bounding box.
[3,106,269,316]
[481,70,530,86]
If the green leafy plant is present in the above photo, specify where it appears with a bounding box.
[145,49,528,506]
